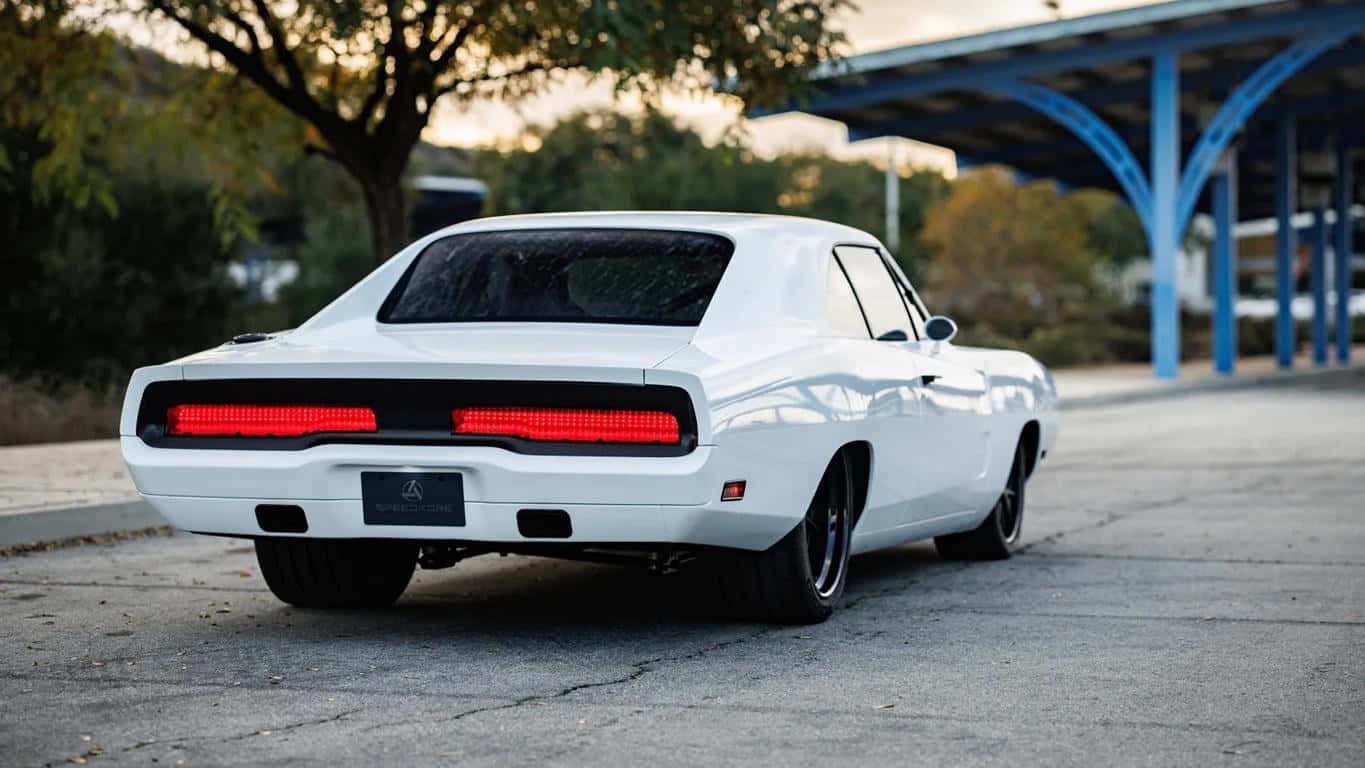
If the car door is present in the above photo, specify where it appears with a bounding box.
[829,246,928,531]
[882,257,993,513]
[836,246,989,522]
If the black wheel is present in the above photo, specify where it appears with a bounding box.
[935,437,1027,561]
[709,451,855,624]
[255,538,417,609]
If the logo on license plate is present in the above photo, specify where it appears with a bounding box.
[400,479,424,502]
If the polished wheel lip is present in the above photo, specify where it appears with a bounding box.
[805,459,851,599]
[997,445,1025,544]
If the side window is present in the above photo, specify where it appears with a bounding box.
[825,257,871,338]
[834,245,913,339]
[886,265,928,340]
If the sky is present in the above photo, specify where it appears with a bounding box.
[423,0,1163,172]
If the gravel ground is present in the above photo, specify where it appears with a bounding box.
[2,373,1362,767]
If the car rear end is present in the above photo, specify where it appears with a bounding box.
[120,225,796,553]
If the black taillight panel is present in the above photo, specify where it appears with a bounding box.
[137,378,698,456]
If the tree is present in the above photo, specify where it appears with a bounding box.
[136,0,851,263]
[1,0,303,242]
[0,0,127,216]
[2,1,299,380]
[921,166,1115,342]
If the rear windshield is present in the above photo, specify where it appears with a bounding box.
[378,228,734,326]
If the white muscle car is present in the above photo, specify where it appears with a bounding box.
[121,213,1058,623]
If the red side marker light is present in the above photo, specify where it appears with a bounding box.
[721,480,746,501]
[165,405,377,436]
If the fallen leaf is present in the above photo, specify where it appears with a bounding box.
[1221,740,1261,755]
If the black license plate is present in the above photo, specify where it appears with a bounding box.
[361,472,465,526]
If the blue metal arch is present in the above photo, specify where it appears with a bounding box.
[983,79,1154,240]
[1176,23,1365,235]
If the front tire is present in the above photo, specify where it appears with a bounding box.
[935,437,1027,561]
[709,451,855,624]
[255,538,417,609]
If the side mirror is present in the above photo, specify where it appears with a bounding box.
[876,329,909,342]
[925,315,957,343]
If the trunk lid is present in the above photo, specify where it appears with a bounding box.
[177,322,694,385]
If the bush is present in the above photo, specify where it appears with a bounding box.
[0,376,121,446]
[954,306,1346,369]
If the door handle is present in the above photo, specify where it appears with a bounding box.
[920,374,940,386]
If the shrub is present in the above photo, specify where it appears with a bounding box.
[0,376,121,446]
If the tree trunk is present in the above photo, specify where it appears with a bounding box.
[358,175,407,265]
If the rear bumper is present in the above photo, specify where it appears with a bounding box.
[121,437,798,551]
[141,494,792,550]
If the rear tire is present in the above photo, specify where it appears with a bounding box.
[255,538,417,609]
[709,451,854,624]
[935,437,1028,561]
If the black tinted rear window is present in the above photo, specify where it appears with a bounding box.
[379,229,734,326]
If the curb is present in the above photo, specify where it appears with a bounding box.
[1060,362,1363,411]
[0,500,167,551]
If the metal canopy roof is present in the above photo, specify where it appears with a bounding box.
[781,0,1365,221]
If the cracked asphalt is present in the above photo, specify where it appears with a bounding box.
[2,372,1363,767]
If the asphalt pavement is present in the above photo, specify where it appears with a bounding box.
[2,372,1362,767]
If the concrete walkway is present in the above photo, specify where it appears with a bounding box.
[1,351,1361,548]
[1054,346,1365,408]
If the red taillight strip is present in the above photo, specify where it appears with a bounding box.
[165,405,377,436]
[451,407,680,444]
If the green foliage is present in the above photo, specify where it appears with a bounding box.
[922,166,1126,355]
[0,0,127,216]
[0,165,244,382]
[1071,188,1147,269]
[474,109,948,278]
[0,1,304,244]
[1,4,297,382]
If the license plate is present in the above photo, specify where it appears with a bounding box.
[361,472,465,526]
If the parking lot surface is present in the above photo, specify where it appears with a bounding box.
[2,373,1362,767]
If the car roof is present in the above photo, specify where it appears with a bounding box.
[432,211,879,246]
[294,211,893,342]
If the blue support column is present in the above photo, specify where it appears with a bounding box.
[1310,207,1328,364]
[1150,49,1181,379]
[1212,167,1237,374]
[1335,144,1353,363]
[1274,117,1297,369]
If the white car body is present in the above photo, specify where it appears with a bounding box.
[121,212,1058,557]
